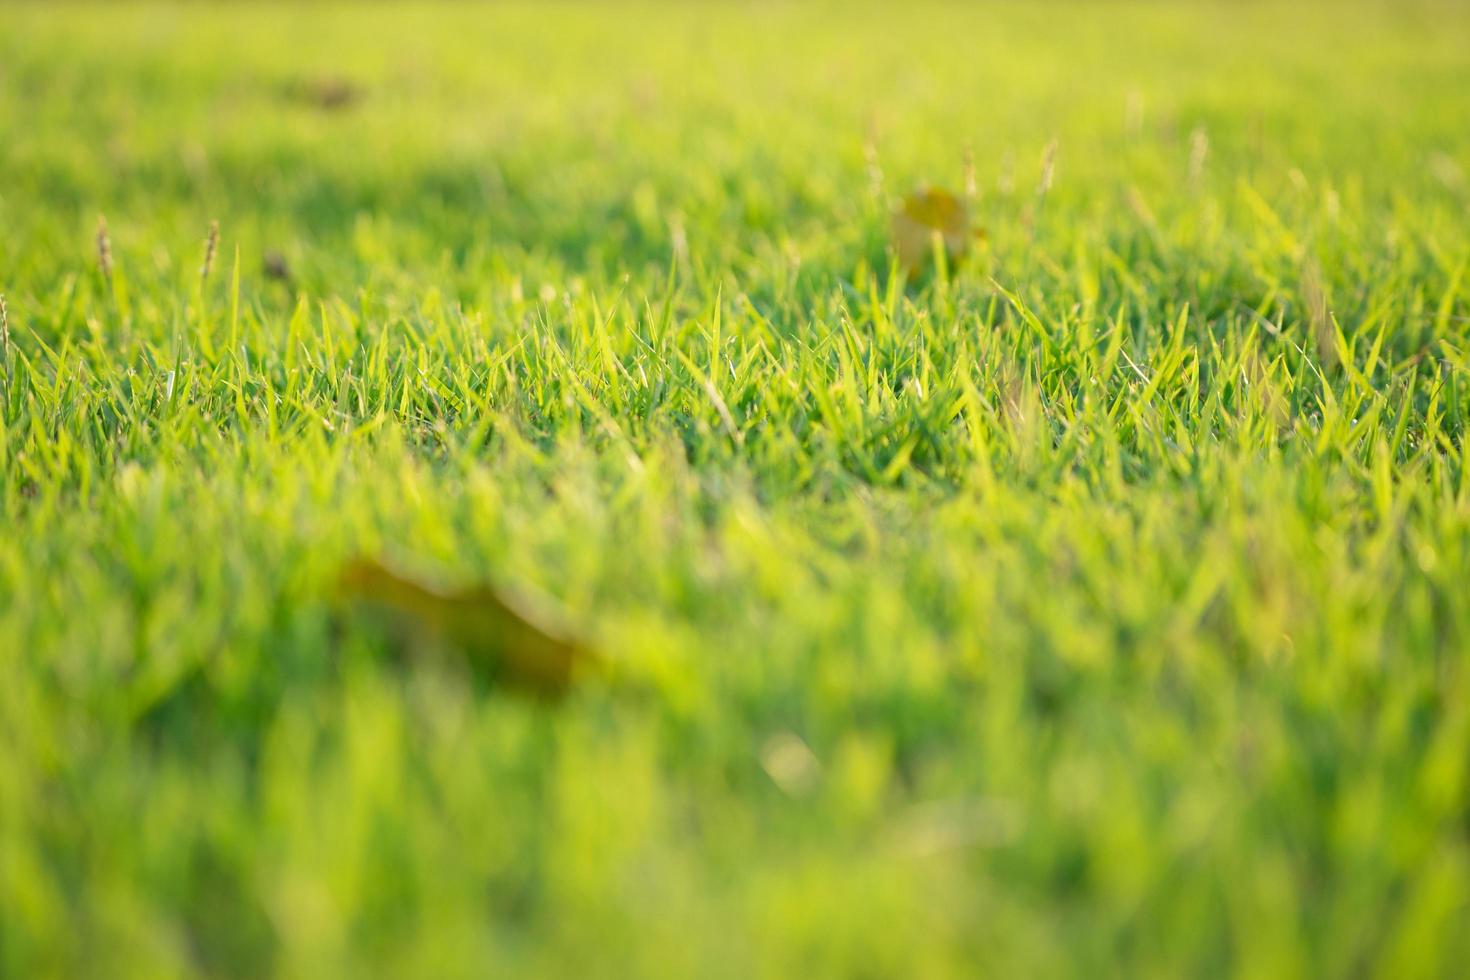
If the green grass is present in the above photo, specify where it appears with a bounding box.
[3,2,1470,976]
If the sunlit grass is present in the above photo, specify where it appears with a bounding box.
[2,2,1469,976]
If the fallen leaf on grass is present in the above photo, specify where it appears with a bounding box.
[337,559,595,698]
[285,75,363,112]
[262,250,292,281]
[891,185,978,274]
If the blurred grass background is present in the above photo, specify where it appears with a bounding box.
[2,2,1470,976]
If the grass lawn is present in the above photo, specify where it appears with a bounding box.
[3,1,1470,976]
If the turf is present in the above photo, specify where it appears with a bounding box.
[3,2,1470,976]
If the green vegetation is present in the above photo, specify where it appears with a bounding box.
[3,2,1470,976]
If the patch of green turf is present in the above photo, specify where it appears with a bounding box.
[3,2,1470,976]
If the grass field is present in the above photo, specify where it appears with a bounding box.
[3,2,1470,976]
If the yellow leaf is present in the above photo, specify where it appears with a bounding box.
[292,75,362,111]
[891,186,973,273]
[338,559,595,698]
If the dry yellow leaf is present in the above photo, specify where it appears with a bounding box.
[891,186,973,273]
[338,559,595,698]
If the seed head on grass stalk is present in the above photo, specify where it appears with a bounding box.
[1027,139,1058,239]
[1301,259,1338,370]
[1189,126,1210,188]
[1,293,10,394]
[200,220,219,284]
[1038,139,1058,198]
[96,215,113,280]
